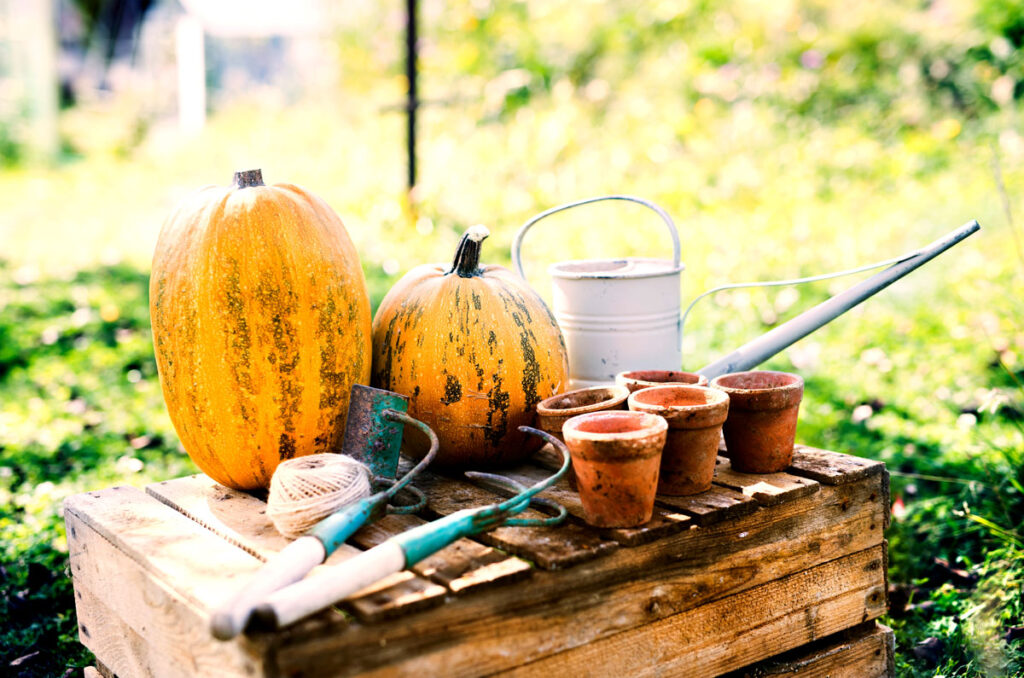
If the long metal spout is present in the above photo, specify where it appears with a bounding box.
[698,220,981,380]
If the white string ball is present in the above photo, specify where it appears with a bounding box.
[266,453,373,538]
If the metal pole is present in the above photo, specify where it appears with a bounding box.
[698,220,981,380]
[405,0,418,190]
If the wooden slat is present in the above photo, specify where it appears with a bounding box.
[725,621,894,678]
[145,475,447,624]
[788,445,884,485]
[712,457,820,506]
[345,571,449,623]
[64,487,268,677]
[498,545,888,678]
[273,473,889,677]
[412,468,620,570]
[146,475,358,565]
[787,448,891,530]
[655,485,759,526]
[76,584,182,678]
[353,513,533,593]
[495,463,692,546]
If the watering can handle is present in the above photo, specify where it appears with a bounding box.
[511,195,681,280]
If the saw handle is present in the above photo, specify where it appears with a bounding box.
[210,536,326,640]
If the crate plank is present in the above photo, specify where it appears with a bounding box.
[145,475,447,624]
[654,485,759,526]
[345,571,448,623]
[494,464,693,546]
[273,473,888,677]
[76,585,177,678]
[352,513,534,594]
[411,468,620,569]
[64,487,268,677]
[789,445,885,485]
[712,457,820,506]
[498,545,888,678]
[146,475,358,564]
[787,447,892,531]
[725,621,894,678]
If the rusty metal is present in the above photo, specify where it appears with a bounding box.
[342,384,409,479]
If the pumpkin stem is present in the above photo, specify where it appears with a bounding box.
[449,225,490,278]
[233,169,265,189]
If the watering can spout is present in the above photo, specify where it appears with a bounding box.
[514,196,980,386]
[697,220,981,380]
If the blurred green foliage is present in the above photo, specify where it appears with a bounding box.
[2,0,1024,675]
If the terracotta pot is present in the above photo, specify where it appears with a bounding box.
[628,385,729,495]
[709,371,804,474]
[562,411,667,528]
[535,385,630,443]
[615,370,709,393]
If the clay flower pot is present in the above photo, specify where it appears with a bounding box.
[535,385,630,443]
[615,370,709,393]
[709,371,804,474]
[562,411,667,528]
[628,385,729,495]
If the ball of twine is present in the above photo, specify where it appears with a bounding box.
[266,454,373,539]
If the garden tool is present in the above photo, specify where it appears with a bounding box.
[248,426,571,631]
[211,384,439,640]
[511,195,980,386]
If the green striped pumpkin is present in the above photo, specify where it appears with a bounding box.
[371,226,569,467]
[150,169,372,489]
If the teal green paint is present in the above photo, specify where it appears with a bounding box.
[309,499,380,552]
[342,384,410,479]
[393,510,481,565]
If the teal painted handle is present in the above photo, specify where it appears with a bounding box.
[308,498,377,553]
[392,509,480,565]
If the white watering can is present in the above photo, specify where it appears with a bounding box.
[512,195,981,388]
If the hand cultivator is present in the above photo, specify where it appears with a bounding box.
[211,385,439,640]
[249,426,571,631]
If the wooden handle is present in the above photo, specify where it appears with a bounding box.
[210,536,326,640]
[252,540,406,630]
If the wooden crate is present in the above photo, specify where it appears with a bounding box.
[65,445,892,677]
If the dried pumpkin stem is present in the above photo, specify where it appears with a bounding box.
[449,225,490,278]
[233,169,265,189]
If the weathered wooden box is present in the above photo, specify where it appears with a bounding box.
[65,445,893,677]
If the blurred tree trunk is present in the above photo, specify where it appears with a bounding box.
[2,0,60,162]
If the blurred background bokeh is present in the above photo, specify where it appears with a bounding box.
[1,0,1023,675]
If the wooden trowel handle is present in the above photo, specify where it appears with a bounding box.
[210,536,326,640]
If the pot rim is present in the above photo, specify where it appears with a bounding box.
[615,370,708,389]
[563,410,667,441]
[537,384,630,416]
[709,370,804,396]
[628,384,729,413]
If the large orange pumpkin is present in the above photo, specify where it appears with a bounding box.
[150,169,371,489]
[372,225,569,467]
